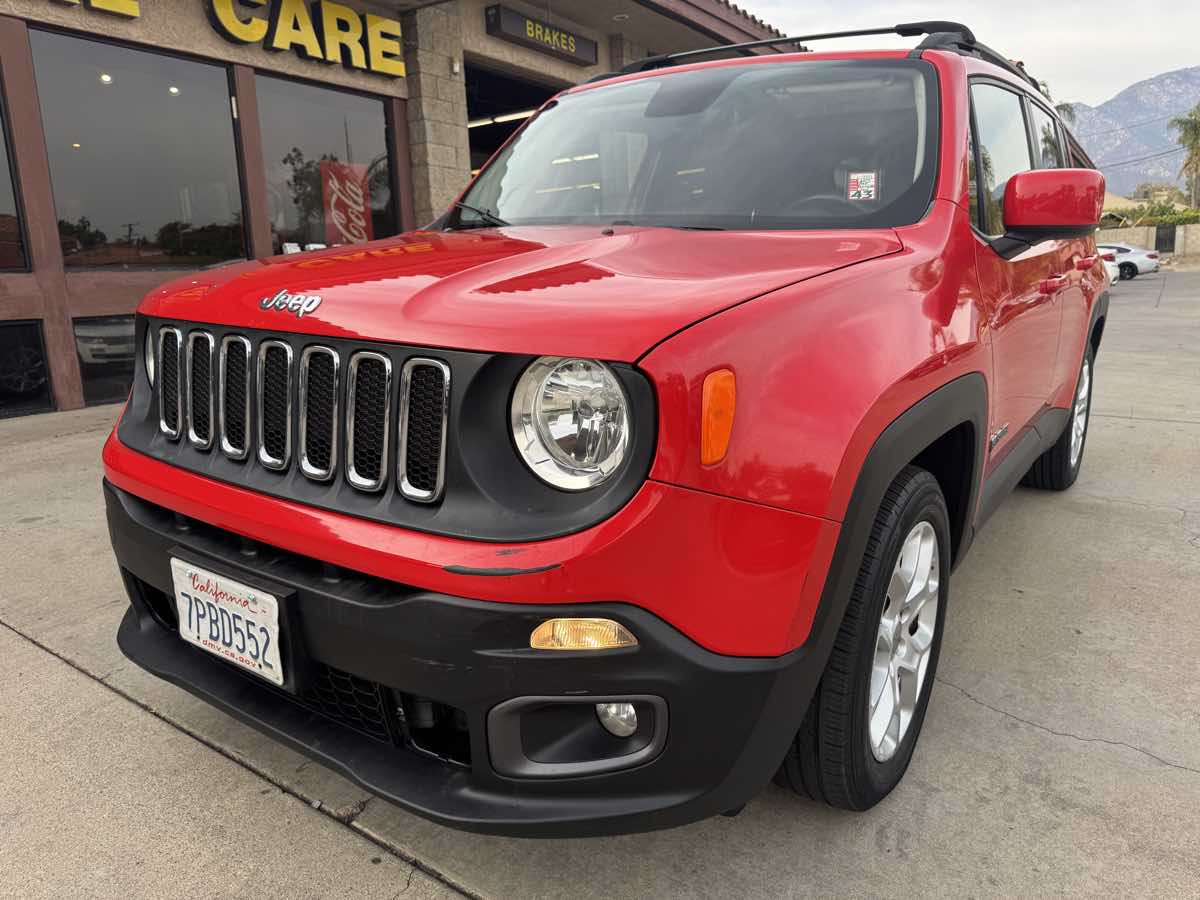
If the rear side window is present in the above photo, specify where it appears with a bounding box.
[970,83,1034,236]
[1028,103,1065,168]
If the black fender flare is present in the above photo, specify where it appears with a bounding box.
[1089,290,1110,359]
[799,372,987,693]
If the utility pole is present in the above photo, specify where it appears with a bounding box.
[121,222,140,245]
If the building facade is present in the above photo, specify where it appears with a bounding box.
[0,0,778,417]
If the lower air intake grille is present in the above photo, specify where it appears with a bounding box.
[300,664,393,744]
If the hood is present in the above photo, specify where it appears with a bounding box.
[140,226,903,361]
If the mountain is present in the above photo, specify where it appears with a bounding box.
[1067,66,1200,198]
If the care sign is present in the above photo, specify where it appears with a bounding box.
[205,0,405,77]
[485,4,598,67]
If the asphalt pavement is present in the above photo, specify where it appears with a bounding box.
[1,269,1197,898]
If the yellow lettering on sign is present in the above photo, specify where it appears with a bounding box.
[206,0,269,44]
[364,14,405,77]
[568,35,576,54]
[526,20,534,39]
[316,0,366,69]
[266,0,325,60]
[86,0,140,17]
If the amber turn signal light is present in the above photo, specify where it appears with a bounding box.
[530,618,638,651]
[700,368,736,465]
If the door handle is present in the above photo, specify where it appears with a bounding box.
[1038,274,1068,295]
[1075,256,1099,270]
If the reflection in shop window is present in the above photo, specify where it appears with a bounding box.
[0,91,26,270]
[74,315,136,406]
[0,322,53,418]
[256,76,397,254]
[30,31,246,268]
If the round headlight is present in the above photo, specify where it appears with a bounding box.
[144,328,156,388]
[511,357,630,491]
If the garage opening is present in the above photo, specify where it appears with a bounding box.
[466,63,562,174]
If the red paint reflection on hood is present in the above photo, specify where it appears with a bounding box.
[140,226,903,360]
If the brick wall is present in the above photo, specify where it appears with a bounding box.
[401,2,470,226]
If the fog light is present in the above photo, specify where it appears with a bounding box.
[596,702,638,737]
[530,618,637,651]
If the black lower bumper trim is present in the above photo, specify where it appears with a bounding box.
[107,480,828,836]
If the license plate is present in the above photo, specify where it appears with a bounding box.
[170,558,284,686]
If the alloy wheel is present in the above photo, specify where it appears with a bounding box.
[1069,357,1090,468]
[868,521,940,762]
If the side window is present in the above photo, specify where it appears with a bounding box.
[1029,103,1065,168]
[970,82,1034,237]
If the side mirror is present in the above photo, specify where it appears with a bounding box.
[1003,168,1105,244]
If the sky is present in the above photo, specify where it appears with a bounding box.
[738,1,1199,107]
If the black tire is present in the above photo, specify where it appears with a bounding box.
[1022,345,1093,491]
[1119,262,1137,280]
[776,465,950,810]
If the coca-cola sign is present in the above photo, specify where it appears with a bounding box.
[321,161,375,246]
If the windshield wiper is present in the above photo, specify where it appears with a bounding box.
[450,201,509,229]
[667,224,726,231]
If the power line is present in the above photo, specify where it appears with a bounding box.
[1076,113,1180,139]
[1096,146,1185,169]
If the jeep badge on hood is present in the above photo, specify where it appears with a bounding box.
[260,289,322,318]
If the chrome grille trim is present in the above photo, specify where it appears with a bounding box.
[298,345,340,482]
[218,335,252,460]
[345,351,392,493]
[398,358,451,504]
[256,340,293,471]
[157,327,183,440]
[185,330,216,450]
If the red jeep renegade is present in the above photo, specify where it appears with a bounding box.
[104,22,1107,836]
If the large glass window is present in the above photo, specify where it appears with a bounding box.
[0,88,25,270]
[970,83,1034,236]
[0,322,53,417]
[458,61,939,231]
[30,31,245,268]
[73,315,135,405]
[256,76,397,254]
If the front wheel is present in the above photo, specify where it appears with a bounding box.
[776,465,949,810]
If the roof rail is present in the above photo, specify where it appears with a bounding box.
[911,32,1040,90]
[618,21,977,74]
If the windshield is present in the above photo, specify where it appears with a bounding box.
[456,59,938,232]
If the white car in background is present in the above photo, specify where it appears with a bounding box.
[1100,249,1119,286]
[1098,242,1160,280]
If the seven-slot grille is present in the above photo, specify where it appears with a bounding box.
[154,327,450,504]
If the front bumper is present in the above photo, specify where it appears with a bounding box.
[108,481,829,837]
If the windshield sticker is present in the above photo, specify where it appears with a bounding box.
[848,171,878,202]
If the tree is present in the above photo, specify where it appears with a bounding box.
[1169,104,1200,209]
[1038,80,1076,126]
[57,216,106,250]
